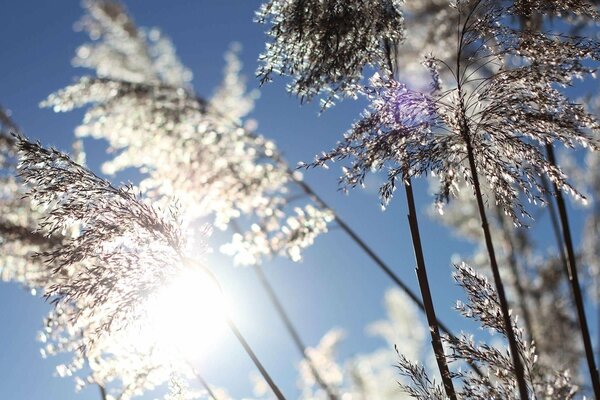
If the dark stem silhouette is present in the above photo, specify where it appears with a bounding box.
[190,367,218,400]
[454,4,528,393]
[541,176,569,277]
[291,168,484,378]
[493,204,536,343]
[98,384,107,400]
[464,137,529,399]
[545,143,600,398]
[252,263,339,400]
[228,218,338,399]
[404,177,457,400]
[226,317,286,400]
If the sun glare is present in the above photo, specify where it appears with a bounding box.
[146,267,229,361]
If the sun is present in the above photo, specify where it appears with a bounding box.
[145,266,229,361]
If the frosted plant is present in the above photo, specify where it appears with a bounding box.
[256,0,405,107]
[0,109,62,290]
[163,377,231,400]
[580,153,600,291]
[44,0,333,266]
[73,0,192,86]
[305,2,600,394]
[40,301,195,400]
[163,376,203,400]
[221,204,334,265]
[0,113,190,398]
[310,56,598,221]
[575,93,600,299]
[16,136,286,399]
[397,263,578,400]
[17,136,187,340]
[431,179,582,377]
[307,0,600,220]
[366,289,425,361]
[526,257,582,376]
[394,0,500,89]
[511,0,599,19]
[13,136,200,398]
[211,42,260,123]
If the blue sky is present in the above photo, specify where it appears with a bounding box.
[0,1,597,399]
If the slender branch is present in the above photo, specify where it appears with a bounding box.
[465,137,529,400]
[404,178,457,400]
[226,317,286,400]
[493,204,536,343]
[252,263,339,400]
[98,384,107,400]
[540,176,569,277]
[545,143,600,398]
[188,365,219,400]
[290,169,484,378]
[185,258,287,400]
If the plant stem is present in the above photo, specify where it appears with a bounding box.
[252,263,338,400]
[545,143,600,398]
[541,176,569,277]
[227,218,338,398]
[292,172,484,378]
[227,317,286,400]
[187,258,287,400]
[404,178,457,400]
[494,204,536,343]
[465,139,529,399]
[98,384,107,400]
[189,367,219,400]
[292,176,448,330]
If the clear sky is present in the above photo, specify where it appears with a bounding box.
[0,1,596,399]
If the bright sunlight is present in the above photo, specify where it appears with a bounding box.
[146,267,229,361]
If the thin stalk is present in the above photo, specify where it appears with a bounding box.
[226,218,338,399]
[226,317,286,400]
[494,204,536,343]
[189,367,219,400]
[454,10,528,387]
[465,138,529,399]
[545,143,600,398]
[98,384,107,400]
[540,176,569,277]
[186,258,287,400]
[291,170,484,378]
[292,176,450,331]
[404,178,457,400]
[252,263,338,400]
